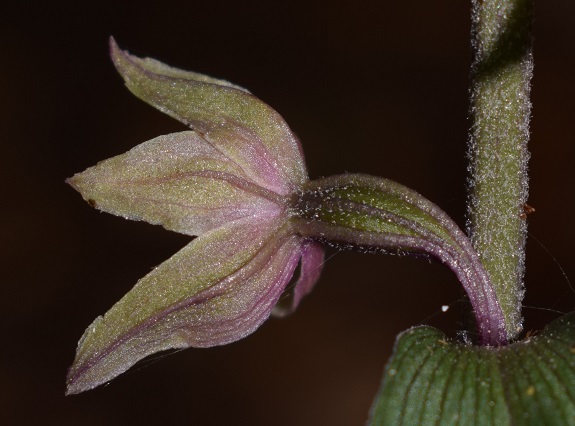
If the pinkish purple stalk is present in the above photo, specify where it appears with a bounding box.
[293,174,507,346]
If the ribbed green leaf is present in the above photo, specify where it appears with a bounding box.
[369,312,575,425]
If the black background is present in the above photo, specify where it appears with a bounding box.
[3,1,575,425]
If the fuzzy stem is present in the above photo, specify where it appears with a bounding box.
[467,0,533,340]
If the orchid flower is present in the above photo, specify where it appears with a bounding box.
[66,39,325,394]
[67,38,506,395]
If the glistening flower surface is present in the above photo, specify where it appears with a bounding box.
[66,38,324,395]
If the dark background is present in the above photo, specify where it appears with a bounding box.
[3,1,575,425]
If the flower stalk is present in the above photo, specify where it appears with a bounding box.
[467,0,534,340]
[292,174,507,345]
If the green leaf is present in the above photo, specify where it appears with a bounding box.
[369,312,575,425]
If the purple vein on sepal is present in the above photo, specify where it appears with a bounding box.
[125,170,287,206]
[109,37,302,194]
[66,229,294,395]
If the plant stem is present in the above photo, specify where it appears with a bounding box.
[467,0,533,340]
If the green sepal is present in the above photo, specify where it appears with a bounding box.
[109,37,307,191]
[369,312,575,425]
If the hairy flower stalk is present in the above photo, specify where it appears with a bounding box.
[66,38,506,395]
[292,174,506,346]
[467,0,533,339]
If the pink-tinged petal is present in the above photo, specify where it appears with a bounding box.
[67,131,284,236]
[66,215,302,395]
[292,241,325,308]
[110,37,307,194]
[273,240,325,317]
